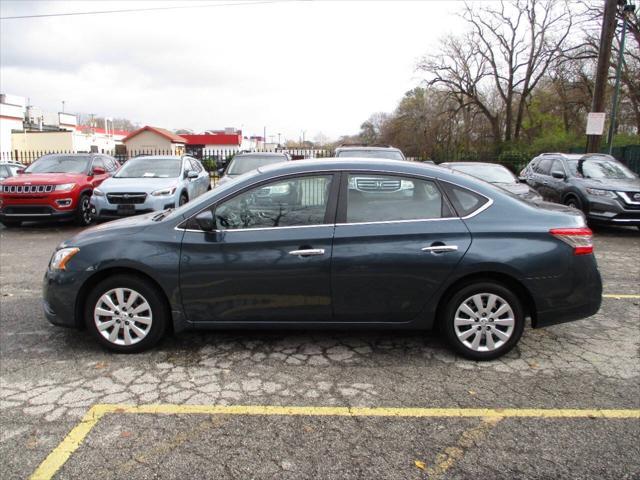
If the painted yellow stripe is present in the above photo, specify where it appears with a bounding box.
[31,404,640,480]
[29,405,108,480]
[603,294,640,299]
[107,404,640,419]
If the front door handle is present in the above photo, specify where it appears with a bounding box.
[421,245,458,253]
[288,248,325,257]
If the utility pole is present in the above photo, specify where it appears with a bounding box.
[586,0,618,153]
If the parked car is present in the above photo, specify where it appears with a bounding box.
[217,152,291,186]
[441,162,542,201]
[521,153,640,228]
[91,156,210,222]
[43,158,602,360]
[0,161,24,180]
[334,144,406,161]
[0,153,118,227]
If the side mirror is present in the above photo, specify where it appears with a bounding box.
[92,167,106,175]
[551,170,565,180]
[17,168,25,174]
[216,167,226,175]
[518,176,527,183]
[194,210,215,232]
[187,170,199,179]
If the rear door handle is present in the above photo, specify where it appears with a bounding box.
[421,245,458,253]
[288,249,325,257]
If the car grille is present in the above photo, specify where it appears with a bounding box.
[106,193,147,204]
[618,191,640,207]
[2,205,54,215]
[356,178,401,192]
[2,185,54,194]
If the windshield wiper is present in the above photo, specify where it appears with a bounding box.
[152,208,173,221]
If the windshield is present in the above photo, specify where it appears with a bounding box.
[226,155,286,175]
[567,159,637,180]
[450,164,517,184]
[115,157,182,178]
[336,149,404,161]
[25,155,90,174]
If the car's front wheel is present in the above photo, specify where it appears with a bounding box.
[74,193,93,226]
[442,282,525,360]
[85,275,167,353]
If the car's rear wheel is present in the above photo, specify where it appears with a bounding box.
[1,220,21,228]
[442,282,525,360]
[74,193,93,226]
[85,275,167,353]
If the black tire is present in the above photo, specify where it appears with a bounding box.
[442,281,525,361]
[1,220,21,228]
[84,274,168,353]
[74,193,93,226]
[179,192,189,206]
[563,194,584,212]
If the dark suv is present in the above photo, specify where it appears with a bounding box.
[521,153,640,228]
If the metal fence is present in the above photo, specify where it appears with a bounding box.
[0,148,333,177]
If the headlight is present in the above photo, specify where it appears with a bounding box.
[348,177,356,188]
[50,247,80,271]
[55,183,76,192]
[400,179,415,189]
[92,188,105,196]
[585,188,616,198]
[151,187,176,196]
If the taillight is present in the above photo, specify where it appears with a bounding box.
[549,228,593,255]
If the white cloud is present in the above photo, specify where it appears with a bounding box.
[0,0,466,140]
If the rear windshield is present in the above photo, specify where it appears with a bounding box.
[567,159,637,180]
[227,155,287,175]
[115,157,182,178]
[449,164,517,184]
[25,155,90,174]
[336,150,404,161]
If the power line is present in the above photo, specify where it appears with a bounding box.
[0,0,293,20]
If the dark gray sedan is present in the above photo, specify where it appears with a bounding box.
[43,159,602,360]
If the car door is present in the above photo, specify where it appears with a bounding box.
[331,173,472,322]
[89,157,110,187]
[530,157,553,199]
[195,160,210,194]
[546,159,567,203]
[179,173,339,323]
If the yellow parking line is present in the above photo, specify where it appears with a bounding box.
[602,294,640,299]
[30,404,640,480]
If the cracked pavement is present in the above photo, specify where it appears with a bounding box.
[1,222,639,479]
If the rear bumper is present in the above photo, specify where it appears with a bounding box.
[527,254,603,328]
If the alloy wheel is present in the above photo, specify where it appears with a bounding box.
[81,196,92,224]
[94,288,153,346]
[453,293,515,352]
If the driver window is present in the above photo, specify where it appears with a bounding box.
[92,158,105,171]
[215,175,333,230]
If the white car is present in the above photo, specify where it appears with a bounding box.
[91,156,210,221]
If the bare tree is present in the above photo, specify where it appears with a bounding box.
[419,0,574,145]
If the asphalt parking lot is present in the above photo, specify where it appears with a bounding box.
[0,222,638,479]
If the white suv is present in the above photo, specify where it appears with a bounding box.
[334,144,406,161]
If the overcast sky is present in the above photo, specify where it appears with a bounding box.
[1,0,468,142]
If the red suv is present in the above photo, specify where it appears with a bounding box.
[0,153,119,227]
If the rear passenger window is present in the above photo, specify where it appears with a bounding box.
[440,182,489,217]
[345,174,451,223]
[534,158,553,175]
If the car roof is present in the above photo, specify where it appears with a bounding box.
[233,152,288,157]
[441,162,508,168]
[335,145,401,151]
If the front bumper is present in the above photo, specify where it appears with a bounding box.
[0,205,75,222]
[43,268,85,328]
[586,196,640,226]
[92,193,176,220]
[0,191,78,222]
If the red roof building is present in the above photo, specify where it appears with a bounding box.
[180,132,242,147]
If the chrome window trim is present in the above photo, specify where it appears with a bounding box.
[174,167,494,233]
[617,191,640,205]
